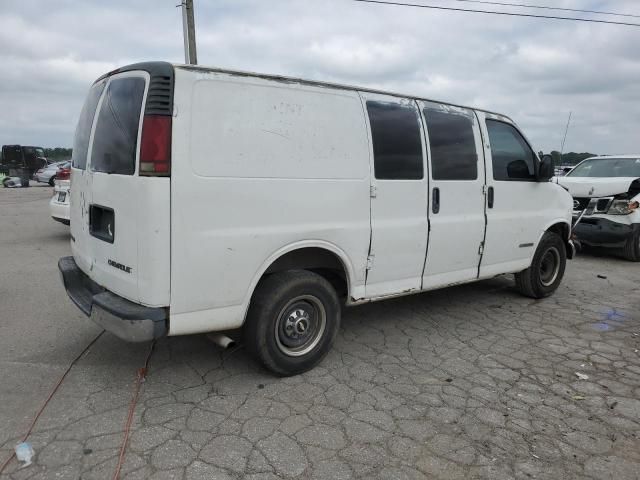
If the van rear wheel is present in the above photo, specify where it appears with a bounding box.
[243,270,340,376]
[515,231,566,299]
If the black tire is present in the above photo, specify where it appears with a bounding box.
[515,231,567,299]
[22,178,30,188]
[243,270,341,376]
[621,228,640,262]
[49,176,56,186]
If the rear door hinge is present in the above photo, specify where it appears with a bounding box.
[478,242,485,255]
[366,255,375,270]
[370,185,377,198]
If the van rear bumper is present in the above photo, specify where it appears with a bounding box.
[58,256,167,342]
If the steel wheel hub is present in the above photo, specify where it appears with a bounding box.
[275,296,326,357]
[539,246,561,287]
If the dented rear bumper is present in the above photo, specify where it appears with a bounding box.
[58,256,167,342]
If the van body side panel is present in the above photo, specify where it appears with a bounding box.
[169,69,370,335]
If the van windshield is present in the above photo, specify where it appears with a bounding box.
[91,77,146,175]
[567,158,640,178]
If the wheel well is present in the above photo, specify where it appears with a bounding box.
[262,248,349,298]
[547,222,569,240]
[547,222,573,258]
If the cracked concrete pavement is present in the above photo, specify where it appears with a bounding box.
[1,187,639,479]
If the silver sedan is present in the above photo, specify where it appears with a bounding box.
[33,161,70,186]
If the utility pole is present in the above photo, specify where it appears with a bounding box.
[180,0,198,64]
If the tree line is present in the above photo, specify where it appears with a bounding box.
[43,147,72,160]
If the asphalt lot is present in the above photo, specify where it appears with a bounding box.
[1,186,639,480]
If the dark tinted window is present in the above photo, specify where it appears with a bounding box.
[72,81,105,170]
[486,120,536,181]
[2,145,23,167]
[91,77,145,175]
[367,101,423,180]
[424,108,477,180]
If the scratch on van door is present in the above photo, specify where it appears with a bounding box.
[261,129,290,140]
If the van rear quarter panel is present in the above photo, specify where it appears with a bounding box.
[170,69,371,335]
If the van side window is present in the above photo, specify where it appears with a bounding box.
[72,81,105,170]
[91,77,145,175]
[424,108,477,180]
[486,120,536,181]
[366,101,423,180]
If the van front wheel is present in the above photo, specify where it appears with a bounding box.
[243,270,341,376]
[515,231,566,299]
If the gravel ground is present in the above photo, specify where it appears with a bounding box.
[1,187,639,480]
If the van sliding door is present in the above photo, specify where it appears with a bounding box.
[418,102,487,289]
[361,93,429,298]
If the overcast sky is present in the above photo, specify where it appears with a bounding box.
[1,0,639,154]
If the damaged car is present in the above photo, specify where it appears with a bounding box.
[556,155,640,261]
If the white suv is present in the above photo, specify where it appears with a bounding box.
[557,155,640,261]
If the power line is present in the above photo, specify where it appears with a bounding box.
[351,0,640,27]
[452,0,640,19]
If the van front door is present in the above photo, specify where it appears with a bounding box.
[477,113,545,276]
[362,93,429,298]
[418,102,487,289]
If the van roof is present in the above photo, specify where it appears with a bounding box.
[174,63,515,123]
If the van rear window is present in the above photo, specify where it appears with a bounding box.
[91,77,145,175]
[72,81,105,170]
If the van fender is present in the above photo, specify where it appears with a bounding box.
[239,240,361,324]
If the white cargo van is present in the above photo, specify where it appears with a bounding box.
[60,62,574,375]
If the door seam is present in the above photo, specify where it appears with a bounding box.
[475,110,489,279]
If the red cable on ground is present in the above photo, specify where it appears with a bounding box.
[112,340,156,480]
[0,330,105,475]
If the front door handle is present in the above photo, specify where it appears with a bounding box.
[488,186,494,208]
[432,187,440,214]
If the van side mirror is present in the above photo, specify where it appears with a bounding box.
[537,155,554,181]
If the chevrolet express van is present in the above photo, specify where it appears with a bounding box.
[59,62,573,375]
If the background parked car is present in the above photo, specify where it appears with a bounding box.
[50,166,71,225]
[556,155,640,260]
[34,161,71,186]
[0,145,48,187]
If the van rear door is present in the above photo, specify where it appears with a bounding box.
[70,64,172,307]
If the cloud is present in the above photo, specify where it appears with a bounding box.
[1,0,639,154]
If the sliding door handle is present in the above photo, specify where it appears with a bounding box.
[432,187,440,214]
[488,186,494,209]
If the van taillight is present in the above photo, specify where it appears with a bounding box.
[139,115,171,176]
